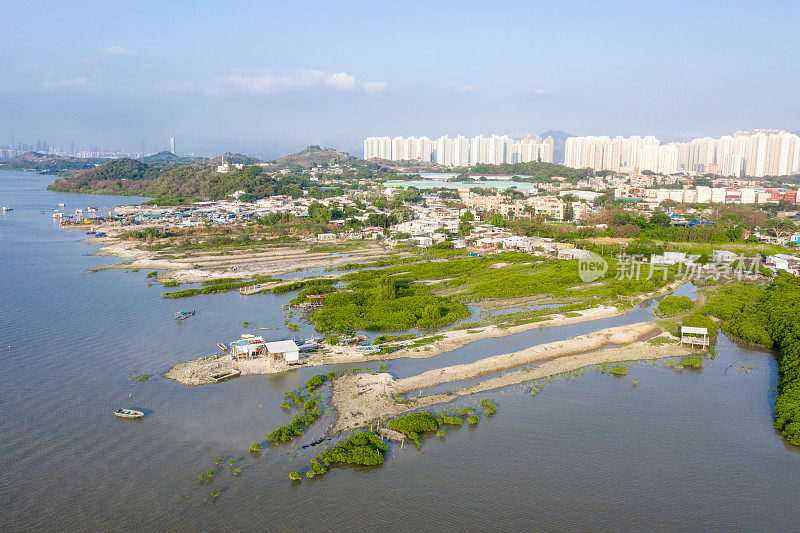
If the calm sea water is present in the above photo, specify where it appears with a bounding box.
[1,170,798,532]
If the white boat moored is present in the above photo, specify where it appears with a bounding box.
[114,408,144,419]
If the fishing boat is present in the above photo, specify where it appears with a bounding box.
[217,343,228,351]
[175,310,196,320]
[209,369,241,383]
[114,408,144,419]
[298,338,322,352]
[355,345,382,353]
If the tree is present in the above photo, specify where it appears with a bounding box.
[460,210,475,222]
[390,206,412,223]
[764,218,796,240]
[625,238,664,257]
[308,202,331,224]
[649,211,672,228]
[563,202,574,222]
[489,214,505,227]
[374,277,396,300]
[366,213,397,228]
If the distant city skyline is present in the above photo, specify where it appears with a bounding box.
[0,135,194,160]
[2,2,800,158]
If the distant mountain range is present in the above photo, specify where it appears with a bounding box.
[0,152,100,172]
[142,151,202,164]
[540,130,572,164]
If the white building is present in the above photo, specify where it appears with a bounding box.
[266,340,300,363]
[564,130,800,177]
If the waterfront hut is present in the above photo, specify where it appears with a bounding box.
[229,336,266,359]
[680,326,709,349]
[265,339,300,363]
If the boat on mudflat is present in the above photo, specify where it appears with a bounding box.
[209,369,241,383]
[114,408,144,419]
[355,345,381,353]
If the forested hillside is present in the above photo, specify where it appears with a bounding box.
[47,159,321,201]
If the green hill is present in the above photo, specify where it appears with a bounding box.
[0,152,98,173]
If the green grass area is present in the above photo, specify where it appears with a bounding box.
[654,295,694,317]
[270,278,332,293]
[289,284,337,305]
[296,431,388,481]
[306,254,677,333]
[387,412,440,449]
[647,336,676,346]
[372,333,416,345]
[313,276,469,332]
[162,275,280,298]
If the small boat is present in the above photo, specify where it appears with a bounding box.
[355,345,382,353]
[2,207,12,211]
[52,212,63,218]
[57,203,65,207]
[209,369,241,383]
[75,209,83,214]
[175,310,196,320]
[241,334,256,339]
[95,232,106,237]
[217,343,228,351]
[298,338,322,352]
[86,230,96,235]
[114,408,144,419]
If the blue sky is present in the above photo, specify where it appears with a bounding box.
[1,1,799,158]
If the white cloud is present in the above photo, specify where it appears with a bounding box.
[362,80,388,93]
[325,72,356,89]
[456,85,476,93]
[54,77,87,87]
[205,69,363,96]
[100,46,135,56]
[532,88,553,95]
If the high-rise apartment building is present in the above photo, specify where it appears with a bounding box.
[564,130,800,177]
[364,134,554,166]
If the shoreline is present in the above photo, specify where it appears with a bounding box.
[329,325,698,433]
[163,278,687,386]
[88,237,399,283]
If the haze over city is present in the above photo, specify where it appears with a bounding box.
[2,1,800,158]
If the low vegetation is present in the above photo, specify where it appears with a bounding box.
[387,411,439,449]
[608,366,629,376]
[162,275,279,298]
[296,431,388,481]
[655,295,694,317]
